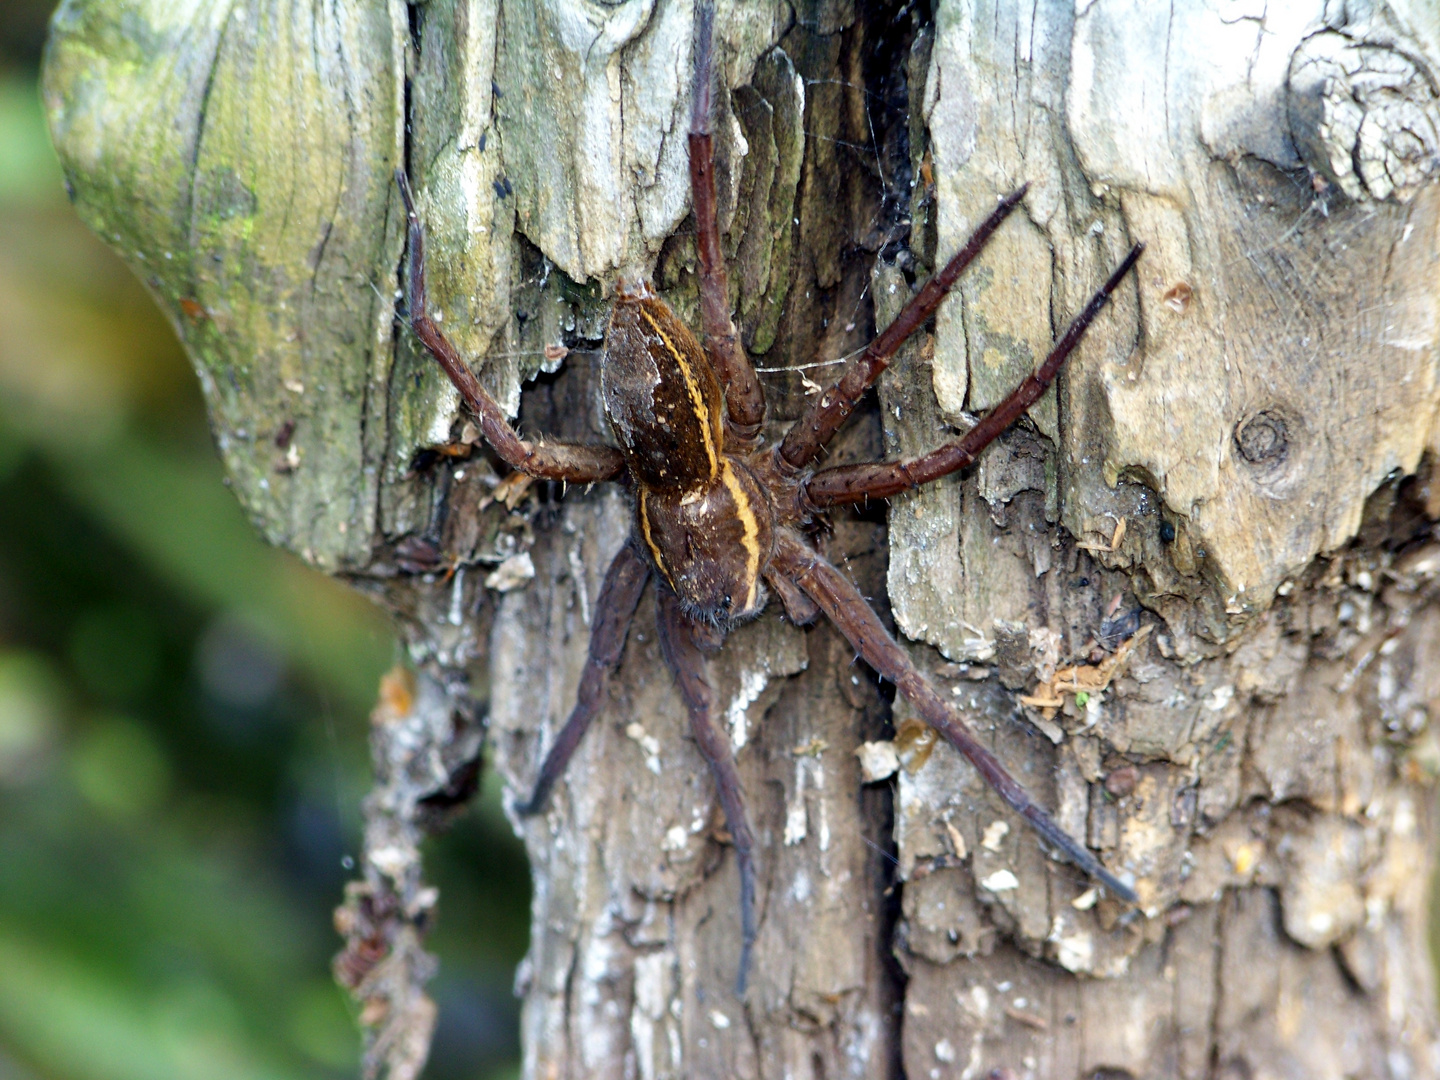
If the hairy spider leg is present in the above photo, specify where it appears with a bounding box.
[515,544,651,816]
[772,531,1138,904]
[777,185,1029,472]
[656,589,759,995]
[689,0,765,446]
[805,243,1145,507]
[397,169,625,485]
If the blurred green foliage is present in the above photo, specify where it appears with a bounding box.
[0,7,529,1078]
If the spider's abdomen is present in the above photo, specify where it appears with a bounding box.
[638,459,774,625]
[602,287,725,494]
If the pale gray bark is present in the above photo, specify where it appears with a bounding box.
[43,0,1440,1077]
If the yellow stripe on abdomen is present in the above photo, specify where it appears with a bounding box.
[720,462,761,611]
[638,488,673,588]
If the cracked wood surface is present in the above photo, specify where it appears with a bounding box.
[41,0,1440,1077]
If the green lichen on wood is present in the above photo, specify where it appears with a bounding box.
[43,0,406,571]
[731,48,805,357]
[41,0,805,572]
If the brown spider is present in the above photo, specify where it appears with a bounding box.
[396,2,1141,994]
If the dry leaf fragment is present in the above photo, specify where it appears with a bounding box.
[1021,624,1153,719]
[942,819,968,860]
[479,471,534,511]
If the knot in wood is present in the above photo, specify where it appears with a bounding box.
[1235,410,1290,467]
[1288,30,1440,202]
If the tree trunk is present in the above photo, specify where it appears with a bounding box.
[42,0,1440,1077]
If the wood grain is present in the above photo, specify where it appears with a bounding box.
[43,0,1440,1076]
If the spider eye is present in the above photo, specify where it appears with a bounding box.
[723,593,732,608]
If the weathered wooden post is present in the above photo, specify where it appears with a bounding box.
[44,1,1440,1076]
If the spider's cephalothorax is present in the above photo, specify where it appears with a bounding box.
[397,0,1143,995]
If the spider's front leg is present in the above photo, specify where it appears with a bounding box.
[514,543,651,816]
[776,186,1030,472]
[770,531,1138,904]
[396,170,625,484]
[655,587,758,995]
[688,0,765,446]
[804,244,1144,507]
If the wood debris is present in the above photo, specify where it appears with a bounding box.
[479,470,534,512]
[335,667,484,1080]
[1018,624,1153,716]
[1077,515,1127,553]
[1003,1004,1049,1030]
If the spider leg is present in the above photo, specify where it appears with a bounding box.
[804,244,1144,508]
[397,170,626,484]
[656,587,758,996]
[777,186,1029,471]
[514,543,650,816]
[771,530,1138,903]
[689,0,765,446]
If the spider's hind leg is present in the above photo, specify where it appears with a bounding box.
[688,0,765,446]
[771,531,1138,904]
[514,544,650,816]
[656,587,758,995]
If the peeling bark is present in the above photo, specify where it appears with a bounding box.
[42,0,1440,1077]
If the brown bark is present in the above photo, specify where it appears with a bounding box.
[42,0,1440,1077]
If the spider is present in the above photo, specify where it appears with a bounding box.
[395,1,1142,994]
